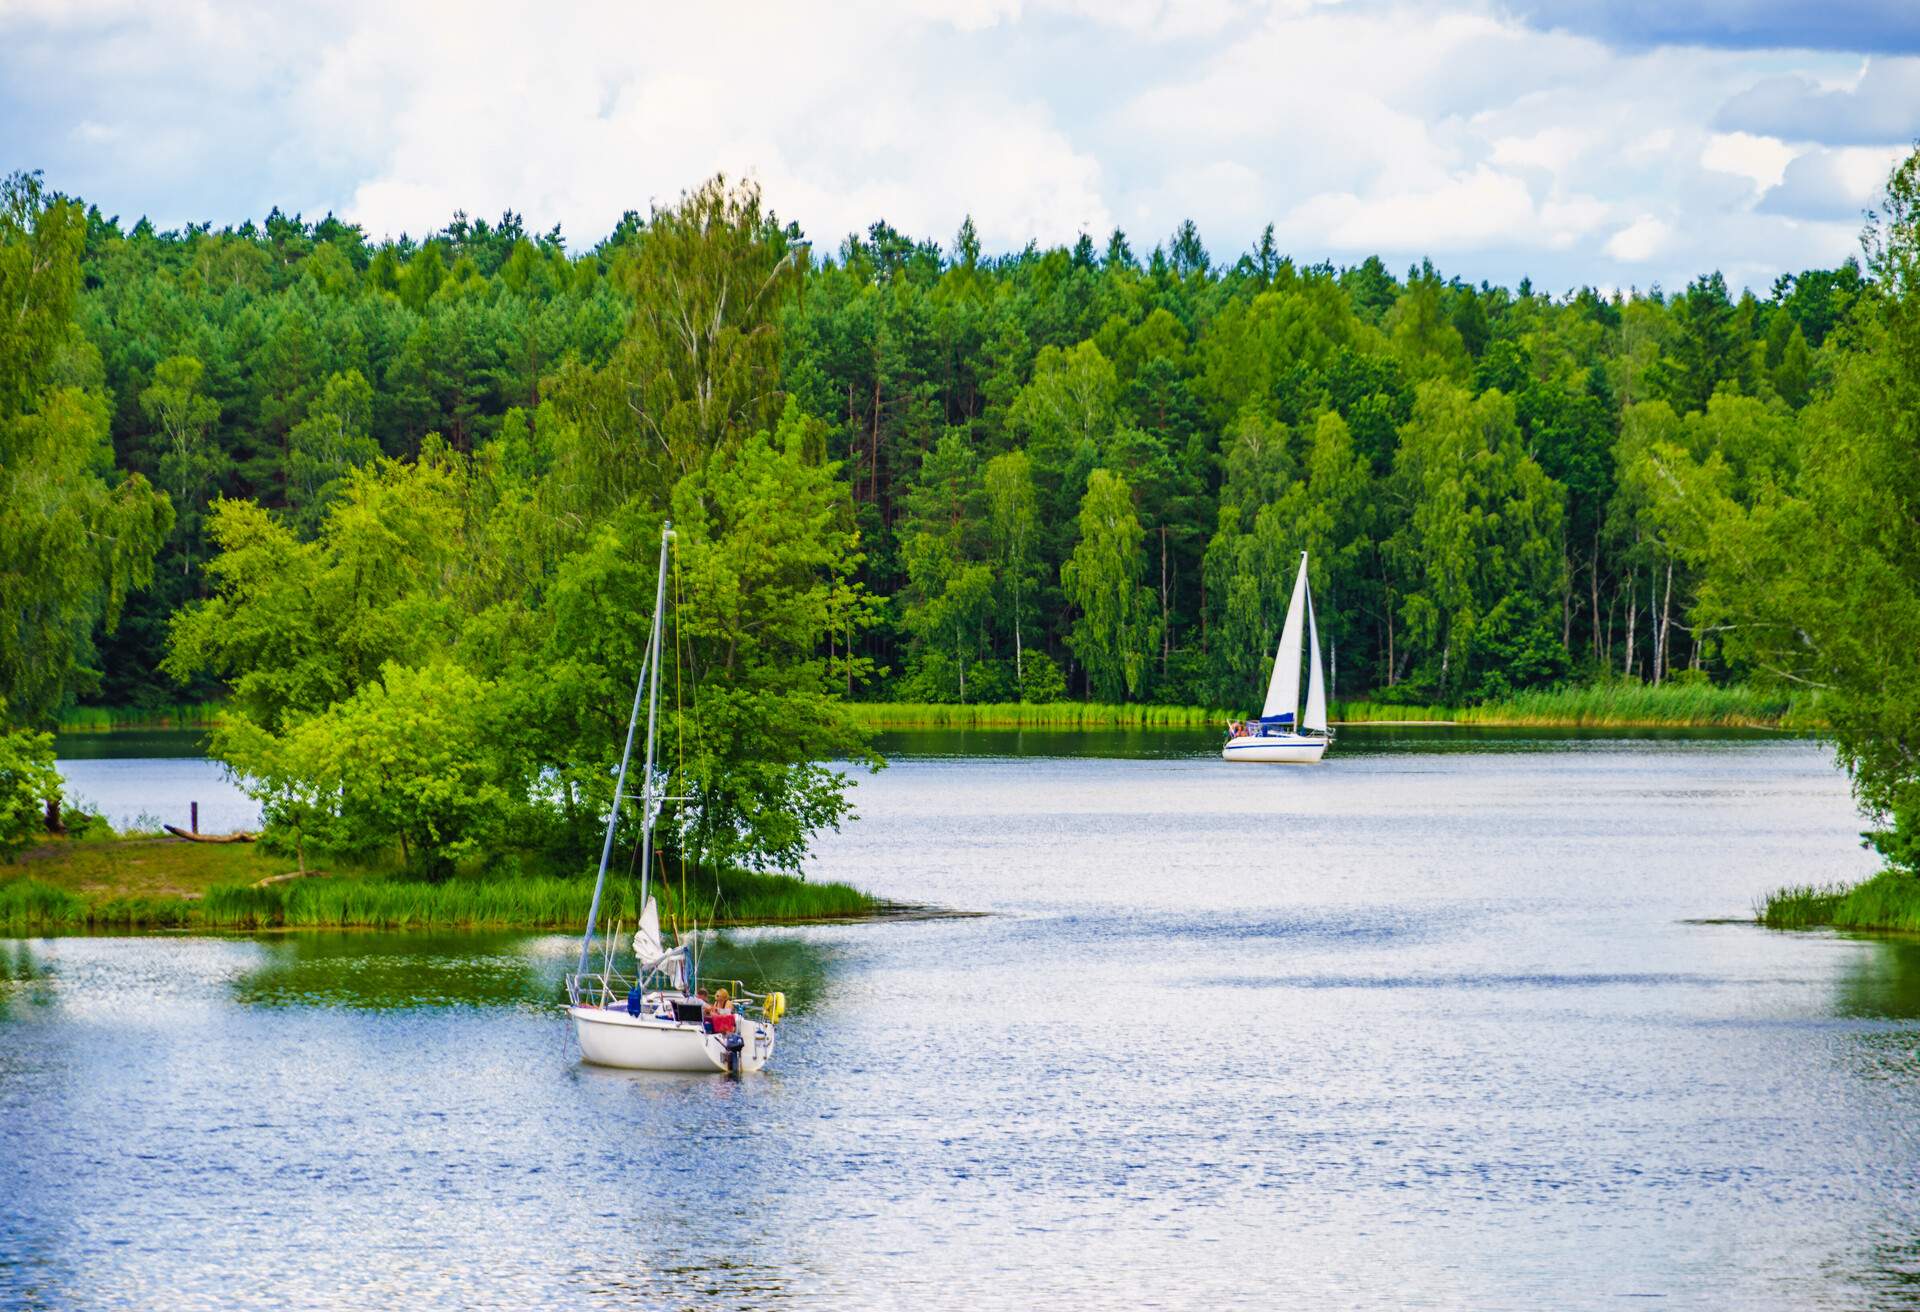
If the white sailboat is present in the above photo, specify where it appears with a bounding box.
[564,521,785,1073]
[1222,550,1332,764]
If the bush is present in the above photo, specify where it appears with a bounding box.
[1017,651,1067,703]
[0,727,60,858]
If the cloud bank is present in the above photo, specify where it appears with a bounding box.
[1,0,1914,291]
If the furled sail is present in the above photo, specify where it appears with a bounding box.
[1262,552,1310,721]
[634,895,664,965]
[1303,582,1328,733]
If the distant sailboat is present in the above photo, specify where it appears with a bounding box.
[1222,551,1332,763]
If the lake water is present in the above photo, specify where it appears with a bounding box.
[7,729,1919,1309]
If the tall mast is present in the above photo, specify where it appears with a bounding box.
[636,520,673,910]
[575,521,673,976]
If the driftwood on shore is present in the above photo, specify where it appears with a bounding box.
[252,869,331,888]
[163,825,259,844]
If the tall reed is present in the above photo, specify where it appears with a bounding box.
[850,701,1229,728]
[1760,872,1920,932]
[56,702,227,733]
[1335,682,1811,729]
[1,868,877,933]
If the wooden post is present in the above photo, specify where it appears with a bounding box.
[190,801,198,834]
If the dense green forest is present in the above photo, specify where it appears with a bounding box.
[4,150,1919,879]
[24,169,1865,711]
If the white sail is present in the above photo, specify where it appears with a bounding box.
[1303,583,1328,733]
[1262,552,1310,721]
[634,895,663,965]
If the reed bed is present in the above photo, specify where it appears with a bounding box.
[1,868,877,933]
[56,702,226,733]
[1334,682,1813,729]
[852,684,1811,732]
[851,701,1229,728]
[1759,872,1920,932]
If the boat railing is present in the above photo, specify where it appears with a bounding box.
[565,969,781,1019]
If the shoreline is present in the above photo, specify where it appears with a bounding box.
[1,836,883,935]
[1759,871,1920,934]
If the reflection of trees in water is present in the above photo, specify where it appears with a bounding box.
[1822,935,1920,1303]
[1832,934,1920,1020]
[0,940,55,1018]
[226,929,838,1014]
[690,932,835,1014]
[229,932,553,1011]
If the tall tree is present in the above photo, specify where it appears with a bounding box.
[1062,469,1160,700]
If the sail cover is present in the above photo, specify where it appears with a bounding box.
[1262,552,1310,721]
[1303,583,1328,733]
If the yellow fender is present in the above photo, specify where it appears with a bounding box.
[764,991,786,1024]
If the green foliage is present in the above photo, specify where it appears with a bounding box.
[0,724,60,857]
[0,866,875,932]
[1019,650,1068,703]
[1062,469,1160,700]
[1759,872,1920,933]
[219,661,521,876]
[1697,147,1920,873]
[0,171,172,726]
[29,153,1920,900]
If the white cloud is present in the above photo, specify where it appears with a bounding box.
[1699,132,1796,190]
[0,0,1900,290]
[1758,144,1909,220]
[1605,216,1671,262]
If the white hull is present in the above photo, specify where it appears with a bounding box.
[570,1004,775,1073]
[1222,734,1328,763]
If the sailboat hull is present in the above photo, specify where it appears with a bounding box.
[570,1005,776,1073]
[1222,734,1328,763]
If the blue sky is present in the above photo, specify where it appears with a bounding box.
[2,0,1915,292]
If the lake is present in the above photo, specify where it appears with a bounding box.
[6,728,1918,1309]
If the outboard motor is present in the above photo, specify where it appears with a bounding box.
[723,1031,745,1074]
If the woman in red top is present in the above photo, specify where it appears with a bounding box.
[706,987,736,1034]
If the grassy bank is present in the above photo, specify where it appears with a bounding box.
[850,683,1816,731]
[1759,871,1920,933]
[0,836,877,933]
[56,701,226,732]
[1335,682,1814,729]
[850,701,1228,728]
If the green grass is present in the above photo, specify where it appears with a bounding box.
[850,701,1229,728]
[56,701,226,732]
[851,683,1815,731]
[1759,871,1920,932]
[191,867,875,932]
[0,837,878,933]
[1337,682,1814,729]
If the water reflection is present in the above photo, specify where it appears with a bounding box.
[0,942,53,1018]
[871,721,1805,761]
[6,735,1918,1309]
[226,929,837,1016]
[1833,934,1920,1021]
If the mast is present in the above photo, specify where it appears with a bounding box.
[1303,577,1328,733]
[575,521,673,976]
[636,521,673,911]
[1262,551,1309,722]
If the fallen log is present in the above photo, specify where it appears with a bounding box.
[252,869,330,888]
[163,824,259,844]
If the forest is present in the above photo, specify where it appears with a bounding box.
[3,148,1919,877]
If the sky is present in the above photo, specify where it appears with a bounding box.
[1,0,1916,293]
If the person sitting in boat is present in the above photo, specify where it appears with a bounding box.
[705,987,737,1035]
